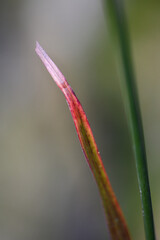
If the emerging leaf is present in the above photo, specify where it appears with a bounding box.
[35,42,131,240]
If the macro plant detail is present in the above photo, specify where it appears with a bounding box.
[36,42,131,240]
[35,2,156,239]
[103,1,155,240]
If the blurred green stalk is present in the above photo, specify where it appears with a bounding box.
[103,1,155,239]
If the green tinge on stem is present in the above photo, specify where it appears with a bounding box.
[103,1,155,239]
[35,42,131,240]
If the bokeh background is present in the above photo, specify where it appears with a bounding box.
[1,0,160,239]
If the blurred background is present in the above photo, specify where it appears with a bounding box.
[0,0,160,239]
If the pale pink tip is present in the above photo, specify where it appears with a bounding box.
[35,41,66,89]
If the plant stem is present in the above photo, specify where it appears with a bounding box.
[36,42,131,240]
[103,1,156,239]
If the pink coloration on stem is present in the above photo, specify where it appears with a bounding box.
[35,42,131,240]
[36,42,67,89]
